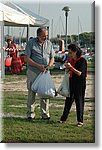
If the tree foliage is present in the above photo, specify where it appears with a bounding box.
[50,32,95,48]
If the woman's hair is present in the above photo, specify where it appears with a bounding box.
[7,39,12,48]
[68,44,82,58]
[7,39,12,43]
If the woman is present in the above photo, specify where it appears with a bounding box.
[6,39,23,74]
[60,44,87,126]
[7,40,17,58]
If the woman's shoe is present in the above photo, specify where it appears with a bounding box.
[77,122,83,127]
[59,120,66,123]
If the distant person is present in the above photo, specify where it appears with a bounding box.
[6,39,17,58]
[6,39,23,74]
[59,44,87,127]
[59,39,65,52]
[24,27,55,121]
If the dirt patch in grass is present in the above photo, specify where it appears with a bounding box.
[3,73,95,98]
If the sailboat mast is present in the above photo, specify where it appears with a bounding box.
[78,16,79,46]
[38,1,40,15]
[51,19,53,38]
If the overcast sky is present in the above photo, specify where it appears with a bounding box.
[1,0,94,38]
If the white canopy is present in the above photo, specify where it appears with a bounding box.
[0,2,32,78]
[0,2,49,78]
[4,2,49,27]
[0,3,35,26]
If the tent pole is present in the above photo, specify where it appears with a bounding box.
[27,24,30,42]
[0,20,5,80]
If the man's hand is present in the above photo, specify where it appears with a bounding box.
[38,64,46,72]
[45,65,50,71]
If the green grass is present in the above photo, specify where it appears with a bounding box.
[87,62,95,72]
[2,66,95,143]
[2,91,95,143]
[87,61,95,68]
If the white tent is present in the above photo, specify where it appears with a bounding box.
[0,2,35,78]
[4,2,49,27]
[0,3,34,26]
[4,2,49,38]
[0,3,28,78]
[4,2,49,39]
[0,2,49,78]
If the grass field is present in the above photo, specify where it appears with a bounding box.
[2,91,95,143]
[2,61,95,143]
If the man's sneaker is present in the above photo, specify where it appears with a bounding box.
[41,117,50,120]
[77,122,83,127]
[27,117,34,121]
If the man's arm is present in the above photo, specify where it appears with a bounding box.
[24,55,46,72]
[46,57,54,70]
[48,57,54,67]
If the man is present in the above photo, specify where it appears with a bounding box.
[24,27,55,121]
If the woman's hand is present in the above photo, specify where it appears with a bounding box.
[64,62,72,70]
[65,62,82,76]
